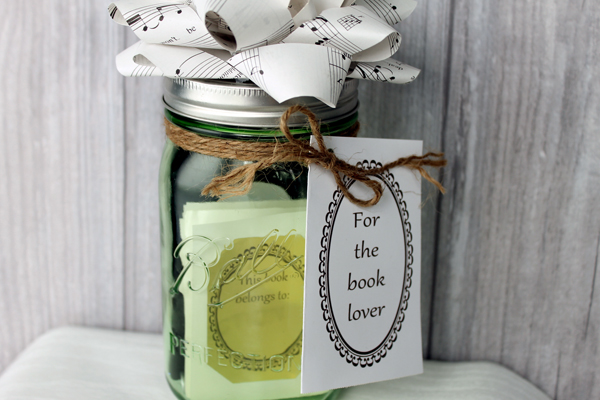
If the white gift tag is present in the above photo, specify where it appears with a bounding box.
[302,136,423,394]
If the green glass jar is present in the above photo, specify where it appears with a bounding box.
[159,78,359,400]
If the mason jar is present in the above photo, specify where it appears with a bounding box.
[159,78,359,400]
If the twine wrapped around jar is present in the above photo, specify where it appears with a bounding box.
[165,105,446,207]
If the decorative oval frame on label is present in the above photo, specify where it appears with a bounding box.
[319,160,414,368]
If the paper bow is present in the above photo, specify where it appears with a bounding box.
[109,0,420,107]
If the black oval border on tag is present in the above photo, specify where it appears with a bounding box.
[319,160,414,368]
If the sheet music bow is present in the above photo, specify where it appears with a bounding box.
[109,0,419,107]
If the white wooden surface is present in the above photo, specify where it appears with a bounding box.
[0,327,550,400]
[0,1,598,399]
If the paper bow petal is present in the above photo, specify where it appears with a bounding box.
[109,1,222,49]
[284,6,401,62]
[117,41,245,79]
[202,0,295,53]
[348,58,420,84]
[116,41,165,76]
[228,44,351,107]
[109,0,420,107]
[312,0,354,15]
[289,0,318,27]
[353,0,417,26]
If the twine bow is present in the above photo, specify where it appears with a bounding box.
[165,105,446,207]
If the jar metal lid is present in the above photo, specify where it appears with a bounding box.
[163,78,359,128]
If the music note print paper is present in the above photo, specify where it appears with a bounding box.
[109,0,421,107]
[353,0,417,26]
[348,58,420,84]
[289,0,318,27]
[284,5,400,62]
[228,44,351,107]
[203,0,295,53]
[117,41,245,79]
[110,0,222,48]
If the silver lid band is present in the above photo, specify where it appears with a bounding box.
[163,78,359,128]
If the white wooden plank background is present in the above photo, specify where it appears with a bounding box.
[0,0,126,373]
[358,0,452,356]
[0,1,598,399]
[122,31,165,333]
[430,1,600,399]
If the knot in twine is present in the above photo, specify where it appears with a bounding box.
[165,105,447,207]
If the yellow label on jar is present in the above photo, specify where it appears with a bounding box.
[177,201,309,399]
[206,230,305,382]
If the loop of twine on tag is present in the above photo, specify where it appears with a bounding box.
[165,105,447,207]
